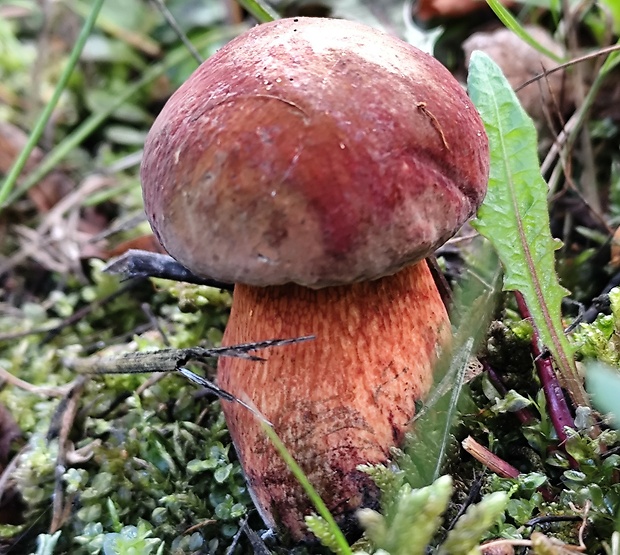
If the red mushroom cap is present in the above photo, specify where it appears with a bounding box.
[141,17,488,287]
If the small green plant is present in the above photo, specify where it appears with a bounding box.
[573,287,620,366]
[101,522,163,555]
[306,472,508,555]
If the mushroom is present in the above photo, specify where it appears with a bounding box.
[141,17,489,541]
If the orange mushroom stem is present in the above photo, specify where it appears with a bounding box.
[219,261,450,540]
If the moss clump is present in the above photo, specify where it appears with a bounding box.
[0,265,255,554]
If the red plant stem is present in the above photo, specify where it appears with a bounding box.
[482,359,536,425]
[514,292,578,468]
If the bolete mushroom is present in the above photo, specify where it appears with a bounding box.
[141,17,489,542]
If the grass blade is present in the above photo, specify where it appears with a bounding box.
[468,51,589,409]
[261,424,352,554]
[408,242,502,486]
[1,26,244,210]
[0,0,105,206]
[486,0,564,63]
[236,0,279,22]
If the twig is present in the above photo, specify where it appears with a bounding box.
[241,518,272,555]
[49,378,87,533]
[44,280,145,344]
[446,473,483,531]
[68,336,313,422]
[578,271,620,325]
[0,279,143,344]
[183,518,216,535]
[542,48,618,190]
[462,436,520,479]
[224,515,248,555]
[515,44,620,93]
[104,250,233,290]
[563,4,600,213]
[68,336,314,375]
[0,366,73,398]
[526,514,582,527]
[149,0,203,64]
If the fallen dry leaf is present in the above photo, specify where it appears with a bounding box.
[416,0,514,21]
[463,26,571,122]
[105,233,167,259]
[0,121,74,213]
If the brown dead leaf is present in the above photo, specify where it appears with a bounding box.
[1,175,113,276]
[416,0,514,21]
[0,121,74,213]
[105,233,167,259]
[463,26,571,122]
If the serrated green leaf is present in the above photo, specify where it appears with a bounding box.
[468,51,589,409]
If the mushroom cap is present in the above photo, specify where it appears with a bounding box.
[141,17,489,288]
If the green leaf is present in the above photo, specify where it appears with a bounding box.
[599,0,620,34]
[405,241,502,488]
[491,389,533,414]
[468,51,589,409]
[32,531,62,555]
[486,0,563,63]
[235,0,278,22]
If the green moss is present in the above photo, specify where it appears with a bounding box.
[572,287,620,365]
[0,258,257,553]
